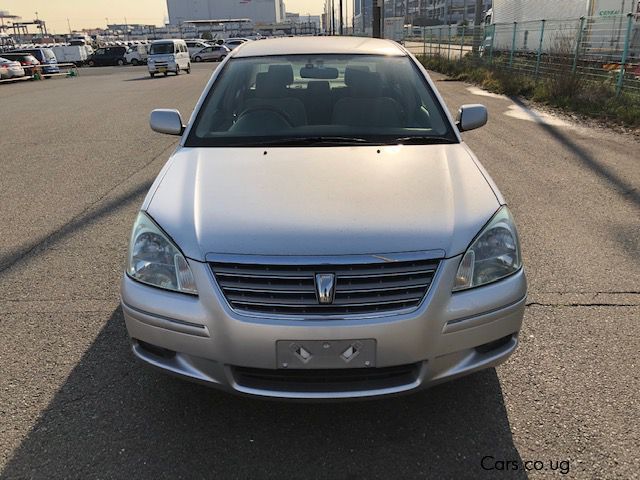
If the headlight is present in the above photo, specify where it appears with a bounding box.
[169,55,175,61]
[453,206,522,291]
[127,211,198,295]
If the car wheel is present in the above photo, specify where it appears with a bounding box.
[164,71,168,77]
[175,66,180,75]
[186,63,191,74]
[117,59,125,66]
[88,60,95,67]
[194,56,202,63]
[131,59,139,66]
[150,72,155,78]
[220,55,226,61]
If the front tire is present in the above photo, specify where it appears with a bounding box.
[117,59,125,66]
[186,63,191,74]
[194,56,202,63]
[131,59,139,66]
[88,60,95,67]
[150,72,155,78]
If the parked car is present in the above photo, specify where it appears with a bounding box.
[147,39,191,77]
[0,57,26,79]
[224,38,249,49]
[122,37,527,400]
[0,53,40,76]
[125,44,148,65]
[185,40,211,56]
[11,48,59,75]
[191,45,230,62]
[87,46,127,66]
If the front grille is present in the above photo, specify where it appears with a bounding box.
[210,254,440,317]
[232,363,421,392]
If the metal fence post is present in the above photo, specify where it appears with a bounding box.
[535,19,546,78]
[439,26,443,57]
[460,24,466,61]
[616,14,633,96]
[488,24,495,65]
[430,30,433,56]
[572,17,585,74]
[448,24,452,61]
[423,27,426,57]
[509,22,517,68]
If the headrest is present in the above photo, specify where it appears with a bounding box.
[306,81,330,95]
[344,65,371,86]
[344,67,382,98]
[268,64,294,85]
[255,71,286,98]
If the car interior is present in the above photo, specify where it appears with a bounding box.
[193,55,451,140]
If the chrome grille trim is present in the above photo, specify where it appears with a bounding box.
[209,251,442,318]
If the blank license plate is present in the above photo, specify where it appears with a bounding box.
[159,67,167,72]
[276,339,376,369]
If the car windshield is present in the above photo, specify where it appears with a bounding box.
[187,54,457,147]
[150,43,174,55]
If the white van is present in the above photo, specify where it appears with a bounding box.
[147,39,190,77]
[125,44,149,65]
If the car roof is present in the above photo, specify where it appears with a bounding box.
[232,36,406,58]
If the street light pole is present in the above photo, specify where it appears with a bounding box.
[339,0,343,35]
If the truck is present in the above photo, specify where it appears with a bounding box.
[50,45,91,66]
[484,0,640,57]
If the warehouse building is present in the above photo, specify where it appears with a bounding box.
[166,0,285,25]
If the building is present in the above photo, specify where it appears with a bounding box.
[166,0,284,25]
[353,0,374,34]
[423,0,491,25]
[356,1,492,29]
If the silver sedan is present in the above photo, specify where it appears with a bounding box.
[191,45,230,63]
[0,57,25,79]
[122,37,526,400]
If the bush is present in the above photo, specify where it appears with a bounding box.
[418,54,640,127]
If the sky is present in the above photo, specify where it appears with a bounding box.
[0,0,326,34]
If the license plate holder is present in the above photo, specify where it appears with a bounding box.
[276,339,376,369]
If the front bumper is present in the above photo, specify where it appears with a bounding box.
[148,61,177,73]
[121,257,527,399]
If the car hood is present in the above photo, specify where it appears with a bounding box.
[145,145,501,260]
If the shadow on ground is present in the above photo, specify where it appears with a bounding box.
[2,307,525,479]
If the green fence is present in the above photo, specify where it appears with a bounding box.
[403,14,640,96]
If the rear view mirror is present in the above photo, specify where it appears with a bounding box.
[300,66,339,79]
[457,104,488,132]
[150,109,184,136]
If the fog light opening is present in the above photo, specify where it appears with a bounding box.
[136,340,176,359]
[475,334,514,354]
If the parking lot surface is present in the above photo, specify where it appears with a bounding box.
[0,64,638,479]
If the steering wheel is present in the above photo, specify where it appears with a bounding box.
[236,105,294,128]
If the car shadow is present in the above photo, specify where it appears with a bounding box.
[123,75,177,82]
[1,307,526,479]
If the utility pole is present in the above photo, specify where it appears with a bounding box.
[373,0,382,37]
[339,0,343,35]
[473,0,483,55]
[331,0,335,34]
[67,18,72,34]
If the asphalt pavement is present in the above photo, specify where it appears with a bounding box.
[0,64,638,479]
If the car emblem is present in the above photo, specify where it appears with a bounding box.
[315,273,336,304]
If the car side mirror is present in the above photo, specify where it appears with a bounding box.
[456,104,488,132]
[150,109,185,136]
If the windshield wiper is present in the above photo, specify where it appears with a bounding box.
[393,136,457,145]
[240,136,372,147]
